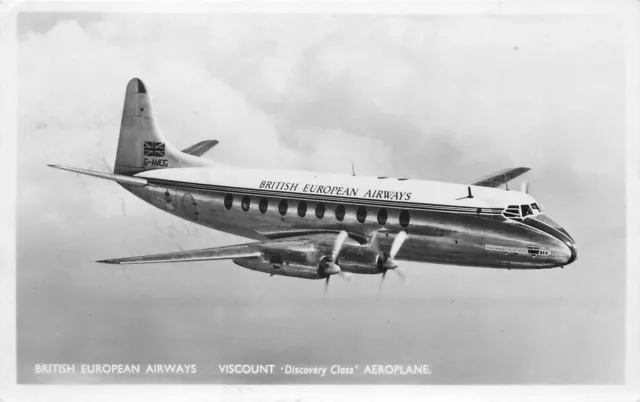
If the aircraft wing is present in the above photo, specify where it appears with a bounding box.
[97,243,262,265]
[181,140,219,157]
[48,165,148,186]
[96,232,353,265]
[468,167,530,188]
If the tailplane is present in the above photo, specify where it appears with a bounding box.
[114,78,213,175]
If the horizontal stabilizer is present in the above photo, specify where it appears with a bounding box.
[48,165,147,186]
[182,140,219,157]
[469,167,531,188]
[97,243,262,265]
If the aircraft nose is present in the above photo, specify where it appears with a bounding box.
[565,242,578,265]
[522,214,578,267]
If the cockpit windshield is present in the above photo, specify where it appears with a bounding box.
[521,204,533,217]
[502,203,542,220]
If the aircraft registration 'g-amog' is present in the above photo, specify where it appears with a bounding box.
[49,78,578,289]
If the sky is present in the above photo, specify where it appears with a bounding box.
[16,12,627,384]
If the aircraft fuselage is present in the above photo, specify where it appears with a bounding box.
[123,167,577,274]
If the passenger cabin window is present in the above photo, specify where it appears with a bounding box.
[241,196,250,211]
[316,203,325,219]
[224,194,233,210]
[377,208,388,225]
[259,198,268,214]
[298,201,307,218]
[278,200,288,216]
[335,204,345,221]
[356,206,367,223]
[399,210,410,228]
[521,204,533,217]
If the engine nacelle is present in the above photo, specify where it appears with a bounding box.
[233,257,325,279]
[334,244,388,275]
[336,259,379,275]
[231,241,387,279]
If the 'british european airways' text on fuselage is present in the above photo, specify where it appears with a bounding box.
[258,181,412,201]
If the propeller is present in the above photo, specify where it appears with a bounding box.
[389,231,408,260]
[331,230,349,263]
[322,230,351,292]
[324,271,354,291]
[372,231,409,286]
[378,267,407,293]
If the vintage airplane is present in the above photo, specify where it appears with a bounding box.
[49,78,578,289]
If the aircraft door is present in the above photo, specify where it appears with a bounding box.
[181,192,200,221]
[162,187,177,212]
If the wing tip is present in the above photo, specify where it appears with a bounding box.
[182,139,219,157]
[96,259,121,265]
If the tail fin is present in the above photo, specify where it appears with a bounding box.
[114,78,212,175]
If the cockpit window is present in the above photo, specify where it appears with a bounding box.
[521,204,533,217]
[503,205,521,219]
[503,203,541,220]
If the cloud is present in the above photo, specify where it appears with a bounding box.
[18,12,627,289]
[16,13,627,384]
[17,11,627,298]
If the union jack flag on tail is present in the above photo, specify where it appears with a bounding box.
[144,141,165,157]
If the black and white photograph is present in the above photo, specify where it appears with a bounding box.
[2,1,639,400]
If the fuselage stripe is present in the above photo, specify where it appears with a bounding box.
[144,177,506,216]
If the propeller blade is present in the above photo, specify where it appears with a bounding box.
[390,231,408,259]
[339,271,354,283]
[378,271,386,293]
[520,180,530,194]
[331,230,349,263]
[369,233,381,256]
[394,268,407,282]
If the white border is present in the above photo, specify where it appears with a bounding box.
[1,1,638,401]
[625,0,640,393]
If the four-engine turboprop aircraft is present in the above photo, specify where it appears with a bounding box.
[49,78,578,289]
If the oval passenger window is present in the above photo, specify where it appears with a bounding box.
[224,194,233,210]
[241,196,250,211]
[279,200,288,216]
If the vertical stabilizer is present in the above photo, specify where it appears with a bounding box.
[114,78,211,175]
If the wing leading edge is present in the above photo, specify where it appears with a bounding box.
[97,232,350,265]
[469,167,530,188]
[97,243,262,265]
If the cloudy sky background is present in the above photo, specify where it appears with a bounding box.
[17,12,626,384]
